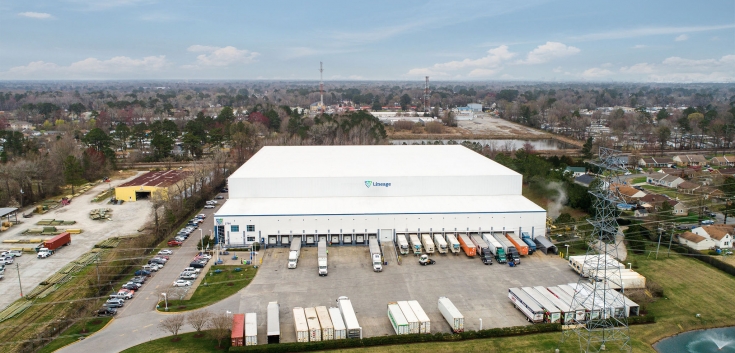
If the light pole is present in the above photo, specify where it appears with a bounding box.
[19,189,23,209]
[16,263,23,297]
[479,318,483,331]
[199,229,204,253]
[161,293,168,311]
[565,244,570,259]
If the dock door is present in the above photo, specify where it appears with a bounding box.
[379,229,394,242]
[305,234,315,245]
[355,233,365,244]
[330,234,340,244]
[318,234,328,243]
[280,235,290,246]
[343,233,353,244]
[267,235,278,246]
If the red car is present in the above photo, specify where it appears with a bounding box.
[167,240,182,246]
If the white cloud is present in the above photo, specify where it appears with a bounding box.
[186,45,259,67]
[632,44,646,49]
[581,67,613,79]
[18,12,52,19]
[68,0,150,11]
[518,42,580,64]
[620,63,655,74]
[468,68,497,77]
[407,45,515,77]
[552,66,562,73]
[572,24,735,41]
[675,34,688,41]
[2,55,168,79]
[662,54,735,68]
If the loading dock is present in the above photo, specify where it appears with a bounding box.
[268,235,278,245]
[281,235,290,246]
[305,234,316,245]
[355,234,365,244]
[343,234,353,244]
[318,234,328,243]
[330,234,340,244]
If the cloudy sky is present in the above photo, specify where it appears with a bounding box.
[1,0,734,82]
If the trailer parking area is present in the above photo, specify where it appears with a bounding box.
[237,245,580,343]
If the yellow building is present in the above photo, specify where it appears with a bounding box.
[115,170,189,202]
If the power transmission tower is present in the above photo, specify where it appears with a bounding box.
[563,147,631,353]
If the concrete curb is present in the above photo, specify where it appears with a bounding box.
[51,317,115,353]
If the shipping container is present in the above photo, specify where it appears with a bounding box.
[315,306,334,340]
[328,307,347,340]
[293,307,309,343]
[337,296,362,339]
[245,313,257,346]
[457,234,476,257]
[397,301,419,334]
[304,307,322,342]
[482,233,507,263]
[508,288,544,323]
[437,297,464,333]
[36,232,72,252]
[407,300,430,334]
[267,302,280,344]
[445,233,460,254]
[520,287,561,323]
[231,313,245,347]
[546,286,587,322]
[387,303,410,335]
[409,234,422,254]
[396,234,410,255]
[433,234,448,254]
[505,232,529,256]
[531,286,576,324]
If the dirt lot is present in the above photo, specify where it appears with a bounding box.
[458,113,549,138]
[0,172,153,310]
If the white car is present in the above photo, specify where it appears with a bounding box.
[204,204,215,209]
[158,249,173,255]
[172,280,192,287]
[183,267,201,274]
[1,257,14,265]
[196,214,206,219]
[180,273,198,280]
[8,250,22,257]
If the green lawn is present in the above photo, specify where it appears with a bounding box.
[631,176,647,184]
[121,330,230,353]
[159,265,257,312]
[38,316,112,353]
[639,184,680,198]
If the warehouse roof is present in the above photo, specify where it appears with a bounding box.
[229,145,520,179]
[118,170,189,188]
[215,194,545,217]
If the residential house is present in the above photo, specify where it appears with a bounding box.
[659,167,697,179]
[677,181,701,195]
[647,173,685,188]
[698,186,725,200]
[610,156,632,168]
[717,168,735,177]
[574,174,595,188]
[673,154,707,167]
[8,120,33,131]
[639,157,673,168]
[692,225,734,249]
[711,156,735,167]
[565,166,586,177]
[634,208,649,218]
[678,231,717,251]
[640,193,670,210]
[667,200,688,216]
[612,184,647,203]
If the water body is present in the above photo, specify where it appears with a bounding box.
[655,327,735,353]
[390,139,575,150]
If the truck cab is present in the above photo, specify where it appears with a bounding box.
[372,253,383,272]
[480,248,493,265]
[318,259,328,276]
[508,247,521,265]
[37,248,53,259]
[288,251,299,269]
[495,248,507,264]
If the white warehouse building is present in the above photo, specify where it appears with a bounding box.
[214,145,546,248]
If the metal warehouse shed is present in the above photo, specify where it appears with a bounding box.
[215,145,546,248]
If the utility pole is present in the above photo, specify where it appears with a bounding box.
[95,254,100,291]
[16,263,23,297]
[667,223,674,257]
[655,226,663,259]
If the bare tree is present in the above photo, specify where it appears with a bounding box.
[187,310,212,333]
[208,312,233,347]
[158,314,186,337]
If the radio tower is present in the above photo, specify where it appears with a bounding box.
[563,146,631,353]
[424,76,430,114]
[319,62,324,110]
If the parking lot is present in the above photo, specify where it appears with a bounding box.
[237,245,580,343]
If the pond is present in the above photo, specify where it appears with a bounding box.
[654,327,735,353]
[390,139,576,150]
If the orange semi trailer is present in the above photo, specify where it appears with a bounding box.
[457,234,476,257]
[231,313,245,347]
[505,233,529,256]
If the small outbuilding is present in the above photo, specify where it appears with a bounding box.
[114,170,189,202]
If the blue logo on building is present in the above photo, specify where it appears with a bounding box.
[364,180,391,188]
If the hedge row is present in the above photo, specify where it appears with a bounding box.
[230,323,562,352]
[670,243,735,277]
[628,314,656,325]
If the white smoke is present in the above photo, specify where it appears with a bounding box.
[546,181,568,219]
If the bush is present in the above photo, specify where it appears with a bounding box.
[393,120,415,131]
[425,121,445,134]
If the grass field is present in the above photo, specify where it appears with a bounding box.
[639,185,680,198]
[159,265,257,313]
[120,330,231,353]
[631,177,647,184]
[38,317,112,353]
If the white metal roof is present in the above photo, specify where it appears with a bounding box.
[215,194,545,217]
[230,145,519,179]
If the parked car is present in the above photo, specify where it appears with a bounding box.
[134,269,151,277]
[189,261,206,269]
[208,200,218,204]
[215,195,225,199]
[132,276,146,284]
[702,220,715,225]
[173,280,192,287]
[116,290,134,299]
[220,188,228,193]
[204,204,215,209]
[196,214,206,219]
[1,257,14,265]
[155,255,170,260]
[121,283,138,290]
[183,267,201,274]
[158,249,173,255]
[149,258,166,265]
[8,250,22,257]
[124,281,143,289]
[96,307,118,316]
[168,240,182,246]
[180,273,198,280]
[174,236,186,242]
[105,298,125,307]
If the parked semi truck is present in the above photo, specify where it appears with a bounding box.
[288,236,302,269]
[493,233,520,265]
[421,234,435,254]
[318,239,328,276]
[337,296,362,339]
[437,297,464,333]
[470,234,492,265]
[267,302,280,344]
[482,233,507,263]
[369,239,383,272]
[409,234,422,255]
[520,232,537,254]
[508,288,544,323]
[505,232,529,256]
[36,232,72,258]
[433,234,448,254]
[457,234,476,257]
[445,233,460,255]
[396,234,409,255]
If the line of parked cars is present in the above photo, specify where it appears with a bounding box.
[173,252,212,287]
[169,214,207,246]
